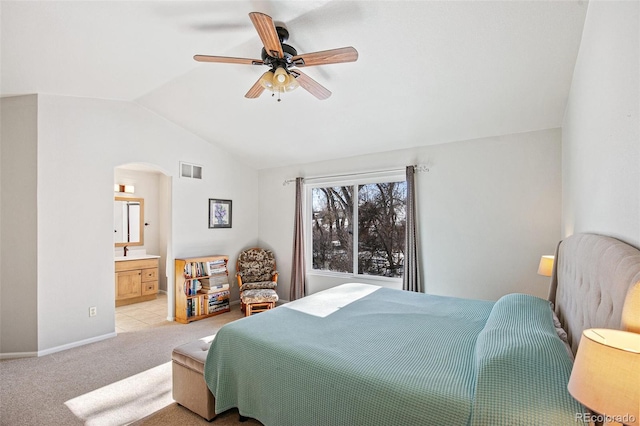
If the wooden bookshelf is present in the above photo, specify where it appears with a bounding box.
[175,255,230,324]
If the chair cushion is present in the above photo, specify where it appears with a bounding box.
[237,248,277,282]
[237,263,276,283]
[239,281,277,292]
[241,289,279,304]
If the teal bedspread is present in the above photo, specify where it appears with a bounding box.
[204,284,583,425]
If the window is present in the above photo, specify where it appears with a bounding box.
[309,176,407,278]
[311,186,354,273]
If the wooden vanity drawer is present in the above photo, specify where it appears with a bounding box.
[115,258,158,272]
[142,281,158,296]
[141,268,158,282]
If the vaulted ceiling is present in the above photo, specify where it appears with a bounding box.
[1,1,588,169]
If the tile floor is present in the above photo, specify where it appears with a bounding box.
[115,293,170,333]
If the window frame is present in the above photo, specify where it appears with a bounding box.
[305,170,406,282]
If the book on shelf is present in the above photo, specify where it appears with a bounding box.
[208,298,229,306]
[201,275,228,285]
[187,298,195,317]
[204,290,230,301]
[208,302,230,314]
[186,297,211,317]
[183,263,191,278]
[204,259,227,276]
[201,276,229,287]
[184,261,225,279]
[199,283,230,294]
[184,262,201,279]
[183,279,202,296]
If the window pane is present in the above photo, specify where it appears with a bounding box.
[358,182,406,277]
[311,186,354,273]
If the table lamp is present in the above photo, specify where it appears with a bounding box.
[568,328,640,426]
[537,255,554,277]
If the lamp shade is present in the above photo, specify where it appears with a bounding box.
[259,71,274,90]
[273,67,288,88]
[284,74,299,92]
[537,255,554,277]
[568,329,640,426]
[622,283,640,334]
[259,67,298,96]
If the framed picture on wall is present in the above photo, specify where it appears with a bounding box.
[209,199,232,228]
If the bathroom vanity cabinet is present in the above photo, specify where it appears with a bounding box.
[115,256,160,306]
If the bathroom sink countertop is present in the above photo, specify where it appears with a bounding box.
[115,254,161,262]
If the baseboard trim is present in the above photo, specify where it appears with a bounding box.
[0,351,38,360]
[37,332,117,357]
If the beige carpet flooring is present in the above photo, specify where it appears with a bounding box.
[0,306,262,426]
[131,404,261,426]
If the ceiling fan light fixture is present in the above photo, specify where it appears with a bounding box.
[273,67,288,87]
[259,70,275,90]
[264,66,299,96]
[284,74,299,92]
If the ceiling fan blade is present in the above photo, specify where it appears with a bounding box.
[245,77,265,99]
[290,69,331,100]
[291,47,358,67]
[248,12,284,59]
[194,55,263,65]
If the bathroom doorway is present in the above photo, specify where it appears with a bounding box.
[114,163,173,332]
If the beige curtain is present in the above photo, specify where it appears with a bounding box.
[403,166,422,292]
[290,177,306,300]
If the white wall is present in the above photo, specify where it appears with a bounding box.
[562,0,639,247]
[158,174,172,300]
[1,94,259,355]
[259,128,562,302]
[0,95,39,355]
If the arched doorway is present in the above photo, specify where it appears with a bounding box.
[113,163,173,332]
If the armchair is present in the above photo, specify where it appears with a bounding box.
[236,248,279,316]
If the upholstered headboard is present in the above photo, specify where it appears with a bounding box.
[548,233,640,355]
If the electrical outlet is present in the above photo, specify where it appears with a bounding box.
[89,306,97,317]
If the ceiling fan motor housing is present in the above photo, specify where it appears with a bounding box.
[260,26,297,71]
[261,44,297,68]
[276,26,289,43]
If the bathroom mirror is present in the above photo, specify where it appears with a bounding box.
[114,197,144,246]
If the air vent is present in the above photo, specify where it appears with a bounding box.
[180,162,202,179]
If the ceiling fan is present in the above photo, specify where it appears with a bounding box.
[194,12,358,101]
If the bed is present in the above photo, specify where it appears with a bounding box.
[203,233,640,425]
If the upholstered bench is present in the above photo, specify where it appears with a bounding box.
[172,335,216,420]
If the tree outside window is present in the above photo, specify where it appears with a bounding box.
[312,186,354,273]
[311,180,406,278]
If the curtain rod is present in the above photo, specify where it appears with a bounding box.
[282,164,429,186]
